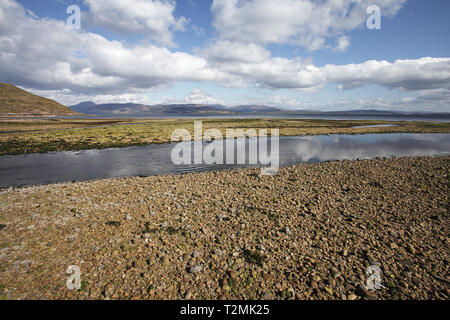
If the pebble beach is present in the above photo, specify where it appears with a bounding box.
[0,156,448,300]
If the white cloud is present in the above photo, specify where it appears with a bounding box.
[414,88,450,102]
[326,58,450,91]
[0,0,449,112]
[401,88,450,110]
[0,1,231,94]
[184,89,224,105]
[238,92,450,112]
[333,36,351,53]
[211,0,406,51]
[26,88,154,106]
[83,0,187,47]
[197,40,271,64]
[192,25,205,37]
[200,39,450,91]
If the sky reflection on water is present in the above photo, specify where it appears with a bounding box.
[0,133,448,187]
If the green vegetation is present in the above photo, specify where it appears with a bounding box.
[78,281,88,292]
[142,222,153,234]
[0,118,150,133]
[141,221,188,236]
[0,118,449,155]
[242,249,266,267]
[105,221,121,227]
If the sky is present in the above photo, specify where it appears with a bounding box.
[0,0,449,111]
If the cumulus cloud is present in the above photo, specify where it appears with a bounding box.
[197,40,271,64]
[25,87,154,106]
[0,0,449,111]
[200,40,450,92]
[184,89,224,105]
[333,36,351,53]
[0,0,231,95]
[413,88,450,101]
[244,92,450,112]
[400,88,450,110]
[211,0,406,51]
[329,58,450,91]
[83,0,188,46]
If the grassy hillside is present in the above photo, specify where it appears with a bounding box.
[0,83,77,115]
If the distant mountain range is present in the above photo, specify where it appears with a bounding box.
[70,101,285,116]
[71,101,237,115]
[0,83,448,118]
[71,101,450,118]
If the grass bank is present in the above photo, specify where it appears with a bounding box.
[0,118,449,155]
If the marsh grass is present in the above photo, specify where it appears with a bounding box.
[0,118,448,155]
[242,249,266,267]
[105,221,121,227]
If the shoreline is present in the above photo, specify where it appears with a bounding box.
[0,156,448,300]
[1,153,449,190]
[1,118,449,156]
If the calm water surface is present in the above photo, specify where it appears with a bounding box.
[51,114,450,122]
[0,133,448,188]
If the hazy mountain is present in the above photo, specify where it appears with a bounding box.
[71,101,236,115]
[71,101,287,115]
[231,105,282,113]
[0,83,77,116]
[70,101,97,112]
[70,100,450,118]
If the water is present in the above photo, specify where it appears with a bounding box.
[25,114,450,122]
[0,133,449,188]
[351,124,398,129]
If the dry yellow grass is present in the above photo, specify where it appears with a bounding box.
[0,118,449,155]
[0,83,77,116]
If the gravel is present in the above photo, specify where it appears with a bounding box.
[0,156,448,300]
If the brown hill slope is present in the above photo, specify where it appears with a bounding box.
[0,83,77,116]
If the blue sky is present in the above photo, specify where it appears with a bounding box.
[1,0,449,111]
